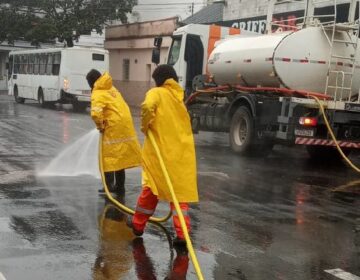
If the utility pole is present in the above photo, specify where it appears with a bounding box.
[191,2,194,16]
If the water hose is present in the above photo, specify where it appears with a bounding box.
[147,130,205,280]
[310,95,360,173]
[98,133,172,223]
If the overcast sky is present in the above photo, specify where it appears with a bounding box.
[131,0,206,22]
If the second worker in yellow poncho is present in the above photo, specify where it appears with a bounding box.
[127,65,199,247]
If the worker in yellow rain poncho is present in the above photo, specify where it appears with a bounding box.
[127,65,198,247]
[86,69,141,195]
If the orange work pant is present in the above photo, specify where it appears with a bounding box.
[132,187,191,239]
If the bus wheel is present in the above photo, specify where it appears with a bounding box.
[229,106,254,155]
[38,89,46,108]
[14,86,25,104]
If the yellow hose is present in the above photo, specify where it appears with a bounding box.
[310,95,360,173]
[98,133,172,223]
[147,130,205,280]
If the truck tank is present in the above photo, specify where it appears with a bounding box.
[208,26,360,99]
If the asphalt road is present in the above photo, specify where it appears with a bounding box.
[0,94,359,280]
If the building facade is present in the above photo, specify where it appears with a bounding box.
[221,0,354,33]
[104,17,178,106]
[0,41,35,91]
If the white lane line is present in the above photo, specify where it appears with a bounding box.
[325,269,360,280]
[0,272,7,280]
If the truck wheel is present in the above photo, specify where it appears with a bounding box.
[306,146,351,160]
[14,86,25,104]
[72,101,88,113]
[229,106,254,154]
[38,88,46,108]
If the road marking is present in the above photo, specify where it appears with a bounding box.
[325,269,360,280]
[0,272,6,280]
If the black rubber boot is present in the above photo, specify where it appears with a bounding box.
[126,215,144,237]
[173,237,187,248]
[114,169,125,195]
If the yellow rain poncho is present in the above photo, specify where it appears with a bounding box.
[91,72,141,172]
[141,78,198,203]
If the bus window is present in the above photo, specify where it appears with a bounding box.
[8,55,13,76]
[19,55,24,74]
[39,54,47,75]
[92,53,105,61]
[28,54,35,74]
[20,55,28,74]
[25,55,29,74]
[52,52,61,75]
[14,55,20,74]
[46,54,53,75]
[34,54,40,74]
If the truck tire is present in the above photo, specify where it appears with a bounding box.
[306,145,351,161]
[230,105,273,156]
[229,106,254,155]
[14,86,25,104]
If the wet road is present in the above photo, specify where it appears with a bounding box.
[0,93,359,280]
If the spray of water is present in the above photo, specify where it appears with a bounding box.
[38,128,101,178]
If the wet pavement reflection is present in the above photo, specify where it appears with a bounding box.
[0,94,359,279]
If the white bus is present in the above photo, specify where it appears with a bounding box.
[7,47,109,112]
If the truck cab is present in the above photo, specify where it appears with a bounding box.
[154,24,243,95]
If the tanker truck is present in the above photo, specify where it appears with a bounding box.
[153,0,360,158]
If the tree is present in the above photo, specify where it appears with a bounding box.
[0,5,34,44]
[0,0,137,46]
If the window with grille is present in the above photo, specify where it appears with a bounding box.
[123,59,130,81]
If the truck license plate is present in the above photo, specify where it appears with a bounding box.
[295,129,314,137]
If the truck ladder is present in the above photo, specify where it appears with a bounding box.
[311,0,360,103]
[267,0,360,103]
